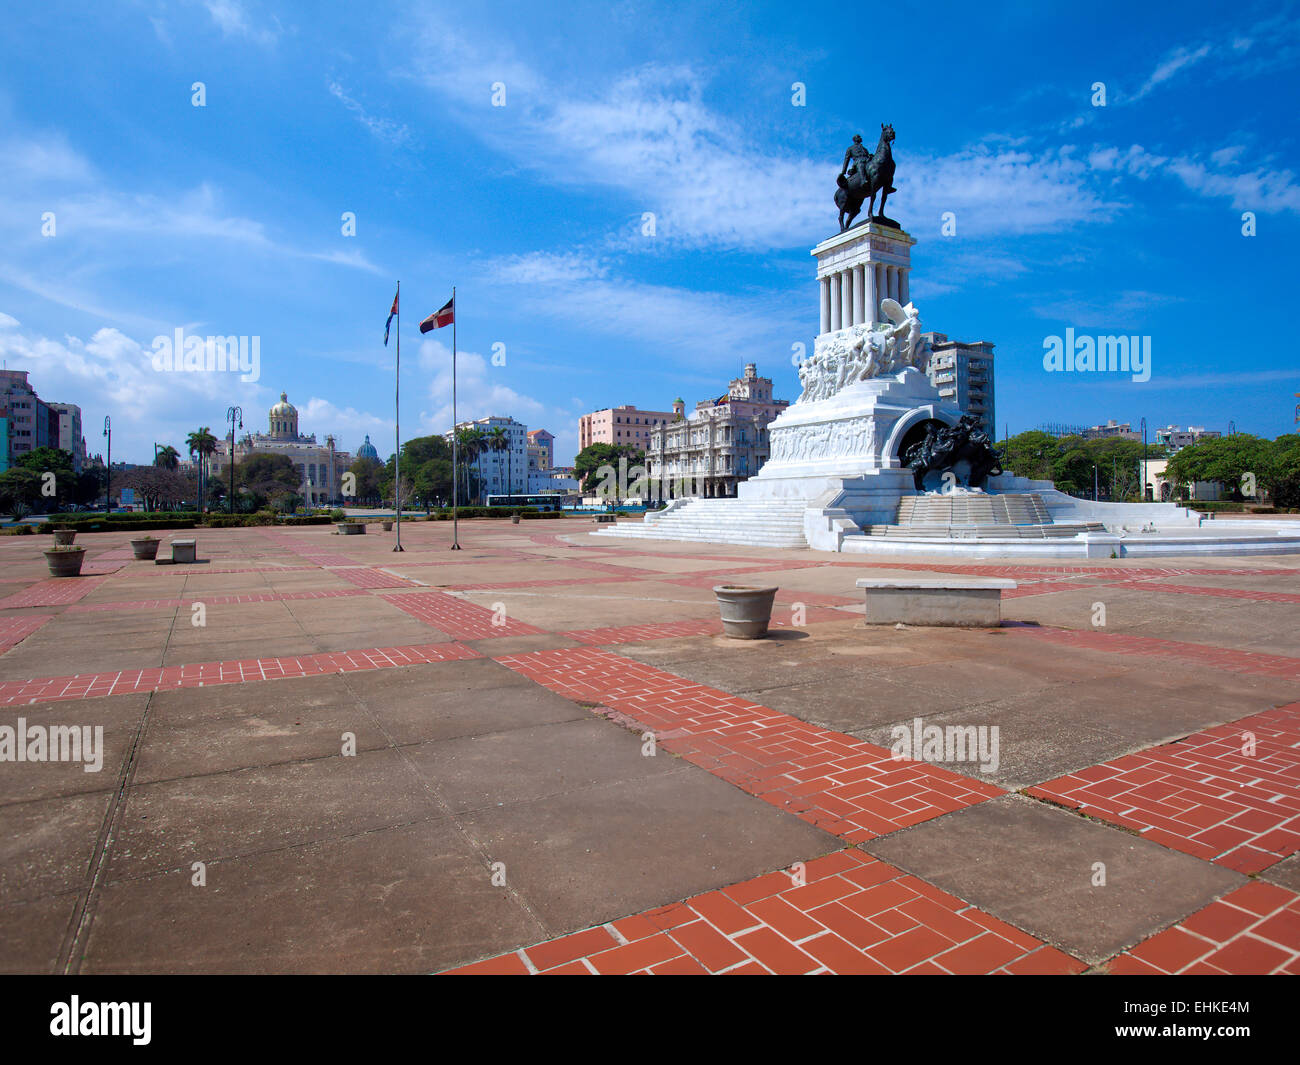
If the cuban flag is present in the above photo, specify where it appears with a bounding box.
[384,288,398,346]
[420,295,454,333]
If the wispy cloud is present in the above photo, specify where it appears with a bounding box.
[201,0,280,47]
[327,80,411,147]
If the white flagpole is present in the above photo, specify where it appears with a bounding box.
[451,285,461,550]
[393,281,404,552]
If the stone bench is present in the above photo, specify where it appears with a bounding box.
[170,538,197,564]
[335,522,366,535]
[856,576,1016,627]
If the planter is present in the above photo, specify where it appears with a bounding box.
[382,521,393,531]
[130,537,160,560]
[713,585,778,640]
[511,515,521,525]
[336,522,366,535]
[43,546,86,577]
[52,528,76,546]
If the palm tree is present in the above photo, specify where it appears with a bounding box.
[454,427,482,505]
[186,426,219,513]
[155,445,180,470]
[487,426,508,502]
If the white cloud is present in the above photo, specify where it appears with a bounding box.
[0,321,271,458]
[1130,44,1212,101]
[202,0,279,46]
[0,311,19,329]
[1031,290,1183,329]
[327,80,411,147]
[408,34,1117,248]
[417,339,549,434]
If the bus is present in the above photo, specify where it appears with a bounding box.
[483,493,571,511]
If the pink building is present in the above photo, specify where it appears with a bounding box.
[578,404,680,452]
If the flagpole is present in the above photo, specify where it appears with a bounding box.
[393,280,404,552]
[451,284,461,550]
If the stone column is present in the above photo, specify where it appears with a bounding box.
[830,272,842,331]
[863,265,877,327]
[889,266,900,303]
[852,264,865,325]
[819,277,831,335]
[873,264,886,323]
[841,269,854,327]
[899,268,909,307]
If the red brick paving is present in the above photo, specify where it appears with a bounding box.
[0,577,108,609]
[0,641,481,705]
[493,646,1002,843]
[1103,581,1300,604]
[1028,703,1300,873]
[1013,626,1300,680]
[330,567,414,589]
[444,849,1086,975]
[1108,880,1300,974]
[379,591,545,639]
[66,588,371,612]
[0,614,53,652]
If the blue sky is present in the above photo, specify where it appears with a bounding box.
[1,0,1297,466]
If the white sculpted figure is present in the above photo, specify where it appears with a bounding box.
[795,298,929,404]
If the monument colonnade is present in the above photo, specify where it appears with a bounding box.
[817,256,910,334]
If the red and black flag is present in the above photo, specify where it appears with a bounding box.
[384,287,399,346]
[420,295,454,333]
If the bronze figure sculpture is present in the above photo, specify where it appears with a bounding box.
[835,124,898,231]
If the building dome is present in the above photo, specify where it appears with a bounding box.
[268,391,299,440]
[357,434,379,460]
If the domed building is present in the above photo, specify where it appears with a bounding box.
[356,435,379,461]
[215,391,353,506]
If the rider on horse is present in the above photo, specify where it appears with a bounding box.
[840,135,872,184]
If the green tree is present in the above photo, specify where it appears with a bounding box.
[186,427,219,513]
[0,468,43,512]
[1265,434,1300,508]
[154,445,180,470]
[348,456,383,505]
[13,447,75,509]
[1166,434,1273,500]
[487,425,509,499]
[219,452,299,510]
[573,443,644,492]
[999,430,1060,482]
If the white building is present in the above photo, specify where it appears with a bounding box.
[1140,458,1225,503]
[217,391,352,505]
[1155,425,1221,452]
[449,416,529,498]
[646,364,789,499]
[924,334,995,439]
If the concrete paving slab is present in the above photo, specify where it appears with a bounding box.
[459,769,838,935]
[1260,854,1300,892]
[403,717,678,814]
[0,790,110,904]
[108,748,445,880]
[863,794,1244,964]
[83,819,546,974]
[0,893,79,974]
[0,693,147,804]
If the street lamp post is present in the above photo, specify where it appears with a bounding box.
[102,416,112,510]
[1093,466,1099,502]
[226,406,243,515]
[1139,417,1147,501]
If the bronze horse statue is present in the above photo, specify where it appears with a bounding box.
[835,124,897,232]
[904,415,1004,491]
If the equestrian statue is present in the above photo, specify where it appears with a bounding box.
[835,124,898,232]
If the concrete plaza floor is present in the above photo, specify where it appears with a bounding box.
[1,517,1297,974]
